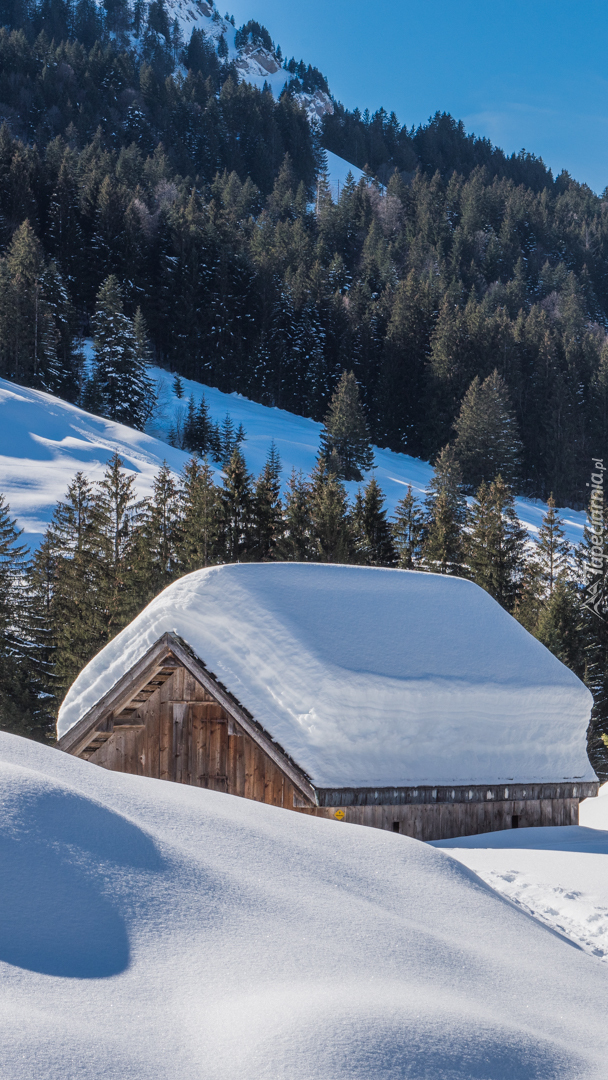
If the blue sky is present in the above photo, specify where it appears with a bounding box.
[226,0,608,193]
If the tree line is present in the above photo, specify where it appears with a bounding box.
[1,373,606,779]
[0,6,607,504]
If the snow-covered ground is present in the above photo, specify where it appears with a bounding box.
[0,370,587,550]
[433,785,608,964]
[2,730,608,1079]
[0,380,189,548]
[324,149,366,199]
[150,367,588,547]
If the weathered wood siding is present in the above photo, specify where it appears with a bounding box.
[89,666,299,809]
[296,797,580,840]
[79,653,589,842]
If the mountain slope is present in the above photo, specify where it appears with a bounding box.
[0,374,586,550]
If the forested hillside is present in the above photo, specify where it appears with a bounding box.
[0,1,607,506]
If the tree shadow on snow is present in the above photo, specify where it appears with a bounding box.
[0,786,165,978]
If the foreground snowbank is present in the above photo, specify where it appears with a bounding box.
[1,731,608,1079]
[432,787,608,964]
[57,563,593,787]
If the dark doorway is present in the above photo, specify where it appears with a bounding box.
[392,821,400,833]
[511,814,519,829]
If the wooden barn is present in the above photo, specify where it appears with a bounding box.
[57,564,598,841]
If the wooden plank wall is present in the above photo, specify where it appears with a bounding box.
[87,662,581,842]
[89,666,299,809]
[295,798,580,840]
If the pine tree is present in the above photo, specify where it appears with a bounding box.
[535,577,585,676]
[319,370,374,482]
[136,462,182,598]
[86,276,155,430]
[46,471,105,701]
[178,457,222,571]
[92,453,143,641]
[279,469,314,561]
[251,442,283,560]
[0,495,34,736]
[392,486,424,569]
[172,373,184,398]
[220,448,255,562]
[536,495,570,596]
[452,369,523,491]
[352,478,395,566]
[24,534,58,737]
[420,446,467,574]
[309,459,354,563]
[466,475,528,610]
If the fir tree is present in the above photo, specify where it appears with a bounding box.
[46,472,105,702]
[92,453,143,641]
[577,486,608,779]
[452,369,523,491]
[319,370,374,482]
[86,276,155,430]
[466,475,528,610]
[420,446,467,574]
[220,447,255,562]
[309,459,354,563]
[252,442,283,560]
[137,462,182,597]
[172,373,184,398]
[536,495,570,596]
[392,485,424,569]
[0,495,34,736]
[279,469,314,561]
[178,457,222,570]
[535,577,585,676]
[352,478,395,566]
[24,534,58,737]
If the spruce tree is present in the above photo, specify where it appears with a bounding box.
[86,275,155,430]
[136,462,182,598]
[352,478,395,566]
[319,370,374,482]
[220,448,255,562]
[466,475,527,610]
[0,495,34,736]
[577,490,608,779]
[279,469,314,561]
[536,495,570,596]
[178,457,222,571]
[535,577,585,676]
[420,446,467,574]
[92,453,143,640]
[46,471,104,702]
[392,485,424,569]
[452,369,523,491]
[252,442,283,560]
[24,534,58,737]
[309,459,355,563]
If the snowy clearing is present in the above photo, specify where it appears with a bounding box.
[57,562,593,788]
[0,369,587,551]
[433,784,608,964]
[149,366,588,547]
[2,730,608,1080]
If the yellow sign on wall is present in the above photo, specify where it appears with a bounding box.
[334,809,346,820]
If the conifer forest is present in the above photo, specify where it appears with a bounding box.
[1,0,608,773]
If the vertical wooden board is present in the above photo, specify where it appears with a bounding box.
[235,733,246,796]
[159,702,173,781]
[172,666,184,702]
[183,669,197,701]
[253,745,266,802]
[160,670,175,704]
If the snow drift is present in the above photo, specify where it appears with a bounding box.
[1,731,608,1080]
[57,562,594,787]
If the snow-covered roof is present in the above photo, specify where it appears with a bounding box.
[57,563,595,787]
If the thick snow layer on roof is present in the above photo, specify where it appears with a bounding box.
[58,563,594,787]
[1,731,608,1079]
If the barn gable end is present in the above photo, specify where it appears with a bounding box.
[57,633,317,809]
